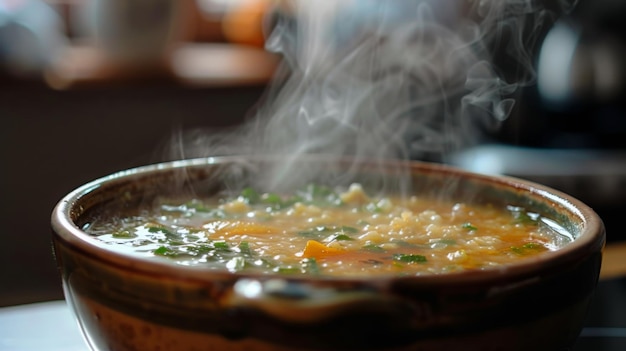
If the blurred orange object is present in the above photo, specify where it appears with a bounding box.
[221,0,272,47]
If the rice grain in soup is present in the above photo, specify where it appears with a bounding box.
[86,183,573,277]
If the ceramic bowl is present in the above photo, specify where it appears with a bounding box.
[51,156,605,351]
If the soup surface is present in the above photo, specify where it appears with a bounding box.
[86,183,573,277]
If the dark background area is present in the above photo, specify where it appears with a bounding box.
[0,78,266,306]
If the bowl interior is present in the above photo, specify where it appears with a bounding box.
[54,156,603,282]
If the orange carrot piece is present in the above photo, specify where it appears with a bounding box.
[301,240,345,259]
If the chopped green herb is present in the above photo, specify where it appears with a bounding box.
[522,242,542,249]
[237,184,346,209]
[297,226,332,238]
[299,225,357,240]
[332,234,354,241]
[240,187,261,204]
[112,230,136,239]
[262,193,282,203]
[260,193,286,209]
[393,253,427,263]
[185,200,212,212]
[238,241,252,256]
[187,244,214,255]
[510,242,545,255]
[148,226,174,236]
[462,223,477,231]
[213,241,230,251]
[153,246,178,257]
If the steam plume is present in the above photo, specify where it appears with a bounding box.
[165,0,576,192]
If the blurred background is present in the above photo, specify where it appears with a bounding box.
[0,1,625,341]
[1,0,280,306]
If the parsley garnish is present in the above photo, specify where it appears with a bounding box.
[393,253,427,263]
[462,222,477,231]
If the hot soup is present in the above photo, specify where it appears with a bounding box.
[85,183,573,277]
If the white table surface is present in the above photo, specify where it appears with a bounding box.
[1,296,624,351]
[0,300,88,351]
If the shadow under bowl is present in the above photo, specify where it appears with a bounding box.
[51,156,605,351]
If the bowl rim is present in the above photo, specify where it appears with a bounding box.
[51,156,605,286]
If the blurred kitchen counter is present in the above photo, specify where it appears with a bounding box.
[44,42,281,90]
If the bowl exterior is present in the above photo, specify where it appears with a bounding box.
[51,158,605,351]
[54,238,601,351]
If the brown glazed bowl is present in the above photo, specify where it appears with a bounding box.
[51,156,605,351]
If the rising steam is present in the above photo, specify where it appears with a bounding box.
[164,0,576,192]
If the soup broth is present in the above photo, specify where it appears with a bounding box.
[86,183,573,277]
